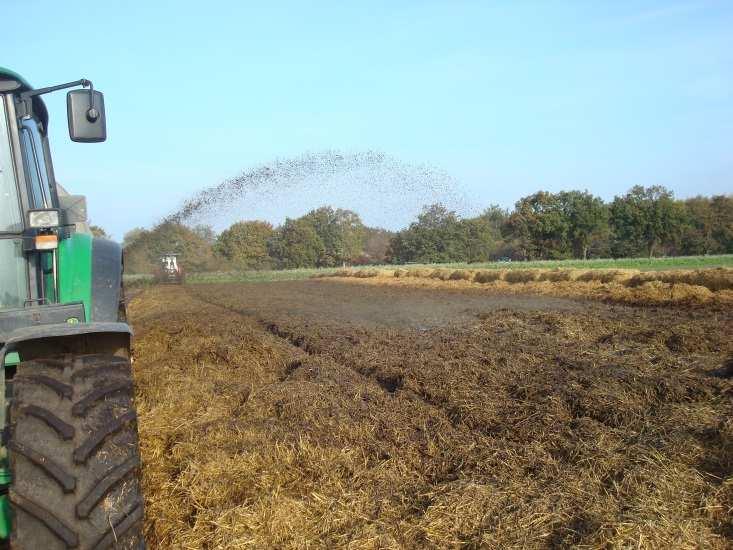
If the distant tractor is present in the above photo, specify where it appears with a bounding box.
[0,68,143,547]
[156,253,185,284]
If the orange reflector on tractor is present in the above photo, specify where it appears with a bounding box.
[35,234,58,250]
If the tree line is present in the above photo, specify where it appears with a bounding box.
[122,185,732,273]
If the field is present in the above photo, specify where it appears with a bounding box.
[125,254,733,286]
[129,276,732,548]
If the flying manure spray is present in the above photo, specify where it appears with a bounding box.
[164,150,470,229]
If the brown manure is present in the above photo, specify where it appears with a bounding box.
[537,268,581,282]
[354,269,379,278]
[577,269,639,284]
[449,269,474,281]
[429,268,454,281]
[314,266,733,307]
[504,269,541,283]
[132,284,733,549]
[474,270,504,283]
[639,268,733,292]
[407,268,434,278]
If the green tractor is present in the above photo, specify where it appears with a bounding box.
[0,68,143,548]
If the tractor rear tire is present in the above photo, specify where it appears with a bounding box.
[8,353,144,549]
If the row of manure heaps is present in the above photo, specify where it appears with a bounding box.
[318,266,733,305]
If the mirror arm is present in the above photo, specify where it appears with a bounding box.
[20,79,90,100]
[20,79,97,121]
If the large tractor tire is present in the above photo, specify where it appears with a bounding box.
[7,353,144,549]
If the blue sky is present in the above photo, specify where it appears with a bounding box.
[4,0,732,239]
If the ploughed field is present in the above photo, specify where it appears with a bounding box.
[129,280,732,549]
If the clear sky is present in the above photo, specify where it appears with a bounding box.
[4,0,732,239]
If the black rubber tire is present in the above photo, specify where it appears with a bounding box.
[8,353,144,549]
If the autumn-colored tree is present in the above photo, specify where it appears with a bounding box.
[89,225,110,239]
[192,224,217,245]
[122,227,146,248]
[123,222,217,273]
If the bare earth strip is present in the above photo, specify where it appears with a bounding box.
[130,281,733,549]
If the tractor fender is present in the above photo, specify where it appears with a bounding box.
[0,322,132,365]
[91,238,124,322]
[58,235,124,322]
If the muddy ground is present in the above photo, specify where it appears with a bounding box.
[129,280,732,549]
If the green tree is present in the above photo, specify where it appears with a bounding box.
[214,221,274,269]
[388,204,468,263]
[710,195,733,253]
[301,207,366,267]
[679,197,715,255]
[461,205,508,262]
[558,191,609,259]
[610,185,685,258]
[680,195,733,255]
[268,218,324,269]
[503,192,571,260]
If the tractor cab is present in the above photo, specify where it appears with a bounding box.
[0,69,106,319]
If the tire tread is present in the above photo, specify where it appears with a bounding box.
[9,352,144,549]
[10,492,79,547]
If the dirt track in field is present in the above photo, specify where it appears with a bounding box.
[191,279,588,328]
[130,280,733,549]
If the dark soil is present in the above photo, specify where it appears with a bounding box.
[192,279,588,328]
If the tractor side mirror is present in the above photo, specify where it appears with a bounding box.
[67,89,106,143]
